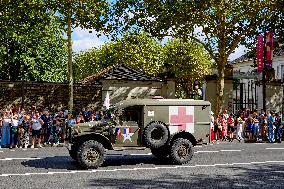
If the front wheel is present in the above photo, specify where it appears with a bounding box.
[77,140,105,169]
[170,138,193,165]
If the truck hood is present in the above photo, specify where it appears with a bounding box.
[71,120,111,135]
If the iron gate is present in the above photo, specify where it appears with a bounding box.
[233,80,258,114]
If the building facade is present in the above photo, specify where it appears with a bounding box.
[231,47,284,113]
[82,64,175,106]
[205,47,284,114]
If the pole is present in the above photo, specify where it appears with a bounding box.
[282,65,284,119]
[262,27,267,113]
[67,0,73,112]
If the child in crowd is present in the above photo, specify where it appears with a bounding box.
[236,114,244,142]
[227,114,235,142]
[214,115,222,141]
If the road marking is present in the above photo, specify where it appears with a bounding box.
[266,148,284,150]
[220,150,242,152]
[0,151,3,153]
[0,157,42,161]
[1,160,284,177]
[129,153,152,156]
[194,151,219,153]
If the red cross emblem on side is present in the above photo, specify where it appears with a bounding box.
[169,106,194,134]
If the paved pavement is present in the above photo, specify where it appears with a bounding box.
[0,142,284,189]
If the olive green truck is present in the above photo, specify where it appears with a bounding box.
[67,99,211,169]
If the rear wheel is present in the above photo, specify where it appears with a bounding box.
[77,140,105,169]
[170,138,193,165]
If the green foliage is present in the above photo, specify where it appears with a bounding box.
[0,0,68,82]
[74,32,164,81]
[74,33,212,99]
[46,0,110,31]
[164,39,212,99]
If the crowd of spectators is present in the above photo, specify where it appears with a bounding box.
[2,104,283,149]
[211,109,283,143]
[0,104,105,149]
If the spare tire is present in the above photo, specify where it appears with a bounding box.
[143,122,169,148]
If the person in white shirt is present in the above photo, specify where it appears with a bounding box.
[10,114,19,149]
[30,112,43,148]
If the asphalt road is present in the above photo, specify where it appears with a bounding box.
[0,142,284,189]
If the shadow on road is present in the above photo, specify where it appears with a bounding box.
[87,164,284,189]
[21,154,170,170]
[21,156,80,170]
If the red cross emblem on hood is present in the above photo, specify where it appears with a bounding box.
[170,106,193,131]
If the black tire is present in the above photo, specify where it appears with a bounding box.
[77,140,105,169]
[143,122,169,148]
[170,138,193,165]
[69,144,79,161]
[151,146,170,160]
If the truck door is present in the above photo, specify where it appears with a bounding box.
[113,106,143,147]
[194,105,211,144]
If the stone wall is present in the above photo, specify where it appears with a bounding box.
[266,82,283,113]
[205,78,234,114]
[205,77,284,114]
[0,81,101,113]
[0,79,176,113]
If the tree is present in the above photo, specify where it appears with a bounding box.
[74,32,212,99]
[74,32,164,81]
[164,39,212,99]
[111,0,280,114]
[0,0,67,82]
[46,0,110,111]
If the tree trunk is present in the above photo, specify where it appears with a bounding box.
[215,64,225,115]
[67,4,73,112]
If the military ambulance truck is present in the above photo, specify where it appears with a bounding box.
[67,99,211,169]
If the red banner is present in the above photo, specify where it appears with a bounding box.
[265,32,273,69]
[257,35,264,73]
